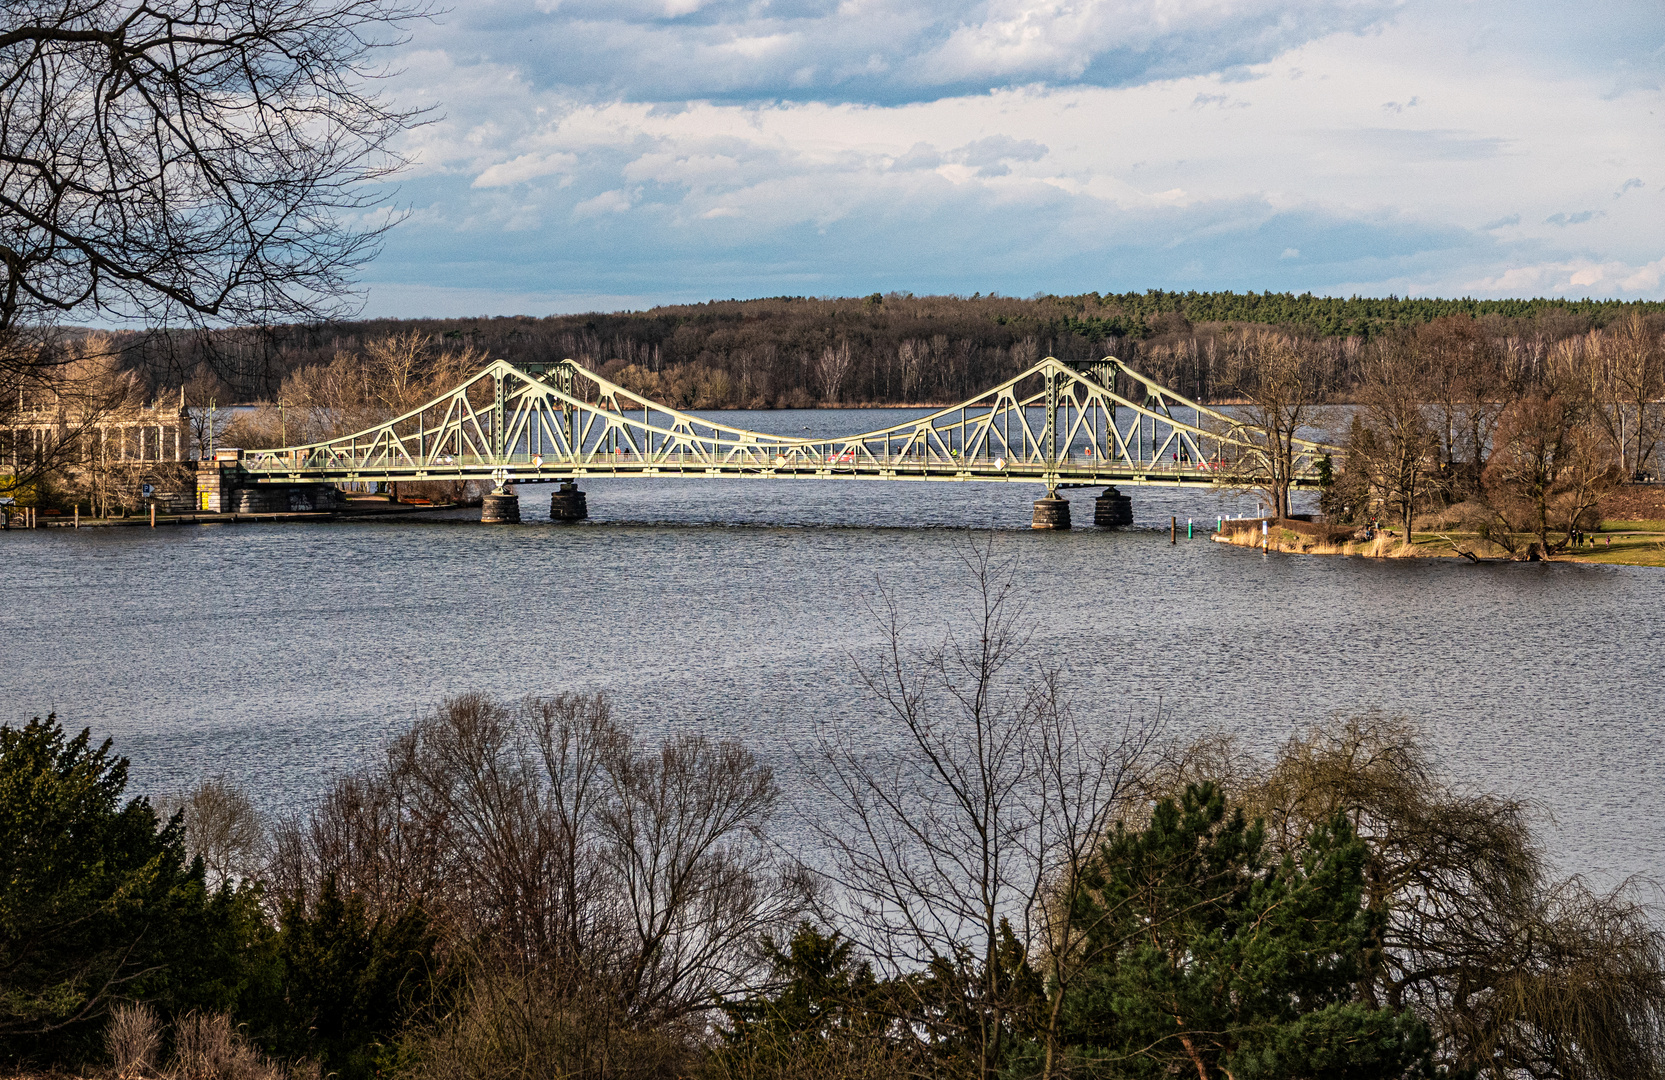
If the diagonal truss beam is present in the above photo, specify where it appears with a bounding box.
[235,356,1340,492]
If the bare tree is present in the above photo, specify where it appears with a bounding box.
[0,332,150,496]
[155,776,266,891]
[1,0,426,378]
[1478,390,1619,556]
[1349,335,1445,541]
[815,340,853,404]
[278,692,800,1030]
[806,538,1156,1080]
[1219,331,1326,518]
[1573,314,1665,480]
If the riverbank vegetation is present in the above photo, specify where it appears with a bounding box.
[1319,311,1665,557]
[12,297,1662,533]
[5,551,1663,1080]
[95,293,1665,412]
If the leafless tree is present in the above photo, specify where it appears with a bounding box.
[1218,331,1326,518]
[0,331,154,496]
[815,340,853,404]
[1348,335,1445,541]
[155,776,266,891]
[1567,314,1665,480]
[277,692,800,1029]
[1476,389,1620,556]
[806,538,1157,1080]
[1,0,427,387]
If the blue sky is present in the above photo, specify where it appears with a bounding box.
[355,0,1665,316]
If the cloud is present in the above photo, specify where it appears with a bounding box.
[1463,256,1665,298]
[574,189,637,217]
[954,135,1049,177]
[358,1,1665,312]
[1544,210,1598,226]
[1327,128,1508,162]
[1615,177,1645,197]
[411,0,1405,105]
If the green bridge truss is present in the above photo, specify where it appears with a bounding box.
[225,355,1337,498]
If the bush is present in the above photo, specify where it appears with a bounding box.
[0,715,206,1062]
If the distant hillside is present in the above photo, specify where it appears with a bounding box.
[124,291,1665,407]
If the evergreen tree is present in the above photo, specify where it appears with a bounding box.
[1061,782,1435,1080]
[271,876,439,1080]
[0,715,245,1062]
[718,922,891,1076]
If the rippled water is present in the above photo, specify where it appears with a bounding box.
[3,409,1662,887]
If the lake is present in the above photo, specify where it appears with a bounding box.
[3,408,1661,888]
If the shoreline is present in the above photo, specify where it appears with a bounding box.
[1215,520,1665,568]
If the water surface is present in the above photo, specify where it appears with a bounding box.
[3,409,1660,887]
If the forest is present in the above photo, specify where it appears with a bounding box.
[4,551,1664,1080]
[102,292,1665,410]
[7,296,1662,559]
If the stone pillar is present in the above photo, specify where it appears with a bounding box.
[481,492,521,523]
[549,481,588,521]
[1032,495,1071,530]
[1093,486,1133,528]
[196,460,241,513]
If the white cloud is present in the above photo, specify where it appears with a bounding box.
[411,0,1405,104]
[573,189,637,218]
[362,0,1665,307]
[1463,256,1665,297]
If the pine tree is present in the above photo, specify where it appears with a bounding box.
[1061,782,1435,1080]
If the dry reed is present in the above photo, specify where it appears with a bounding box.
[168,1012,284,1080]
[107,1003,162,1079]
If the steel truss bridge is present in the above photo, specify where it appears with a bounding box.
[226,356,1335,498]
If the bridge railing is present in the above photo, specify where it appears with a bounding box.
[237,446,1324,484]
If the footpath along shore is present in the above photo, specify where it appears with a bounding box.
[0,496,464,530]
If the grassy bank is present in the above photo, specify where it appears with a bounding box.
[1216,519,1665,567]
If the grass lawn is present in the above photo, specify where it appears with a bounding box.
[1403,527,1665,567]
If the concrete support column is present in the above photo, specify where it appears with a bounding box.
[481,492,521,523]
[549,481,588,521]
[1032,495,1071,529]
[1093,486,1133,528]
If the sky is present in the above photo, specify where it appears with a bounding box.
[354,0,1665,317]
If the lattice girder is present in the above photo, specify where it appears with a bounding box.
[235,357,1338,492]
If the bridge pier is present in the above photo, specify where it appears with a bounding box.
[481,491,520,524]
[1032,495,1071,530]
[549,482,588,522]
[1093,486,1133,528]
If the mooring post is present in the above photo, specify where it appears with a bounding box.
[1171,516,1177,544]
[73,506,78,529]
[150,503,156,528]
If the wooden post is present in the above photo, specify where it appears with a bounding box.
[150,503,156,528]
[73,505,78,528]
[1170,516,1177,544]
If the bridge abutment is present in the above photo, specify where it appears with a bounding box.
[1032,496,1071,530]
[481,492,520,524]
[549,482,588,521]
[1094,486,1134,528]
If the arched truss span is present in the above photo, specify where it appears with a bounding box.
[235,356,1338,491]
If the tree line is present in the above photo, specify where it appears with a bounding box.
[97,294,1665,414]
[4,546,1662,1080]
[1315,312,1664,556]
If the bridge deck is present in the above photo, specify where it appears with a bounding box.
[238,451,1319,489]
